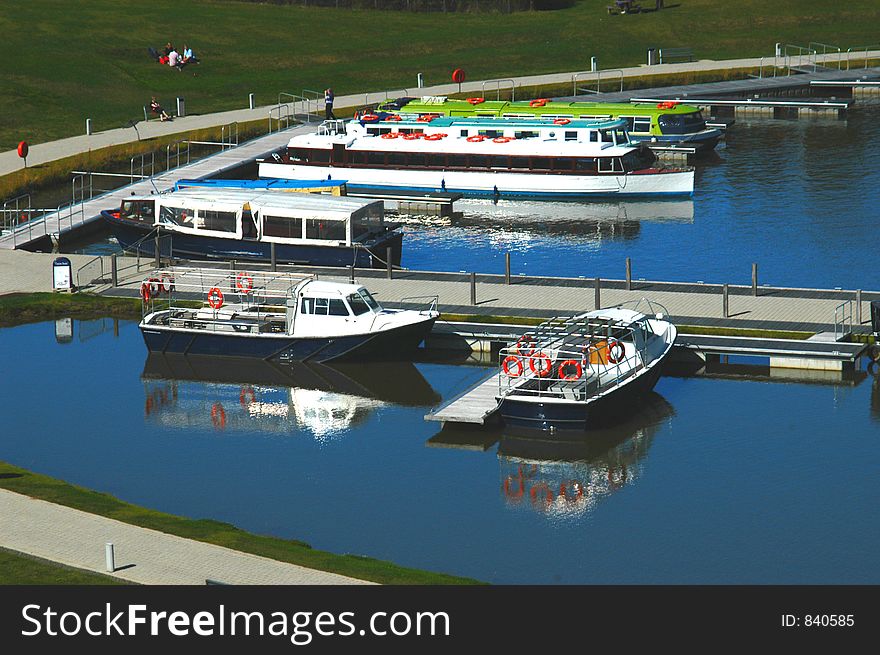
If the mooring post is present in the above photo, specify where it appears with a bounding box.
[594,277,601,310]
[270,242,277,272]
[856,289,862,324]
[723,284,730,318]
[752,263,758,296]
[470,272,476,305]
[110,254,118,287]
[625,257,632,291]
[386,246,393,280]
[249,93,255,110]
[105,543,115,573]
[505,252,511,285]
[348,265,354,284]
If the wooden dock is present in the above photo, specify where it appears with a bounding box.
[424,372,501,425]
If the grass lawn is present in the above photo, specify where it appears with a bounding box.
[0,548,124,585]
[2,0,880,150]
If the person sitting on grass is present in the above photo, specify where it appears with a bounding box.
[182,44,198,65]
[150,97,171,122]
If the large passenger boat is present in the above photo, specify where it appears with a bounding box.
[101,187,402,268]
[377,96,722,152]
[257,117,694,198]
[496,300,676,433]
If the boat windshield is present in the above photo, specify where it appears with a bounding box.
[347,293,371,316]
[120,200,155,223]
[359,290,382,312]
[657,111,706,135]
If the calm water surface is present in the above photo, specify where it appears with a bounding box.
[2,320,878,584]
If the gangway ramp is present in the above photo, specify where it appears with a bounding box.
[425,371,501,425]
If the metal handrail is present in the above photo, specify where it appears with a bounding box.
[572,69,624,96]
[220,122,239,148]
[75,255,106,288]
[845,45,880,70]
[808,41,842,69]
[834,300,853,341]
[166,140,191,171]
[130,152,155,182]
[480,79,516,101]
[268,103,292,132]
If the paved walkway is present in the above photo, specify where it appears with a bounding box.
[0,488,373,585]
[4,52,878,177]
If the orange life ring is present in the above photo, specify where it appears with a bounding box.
[361,114,379,122]
[207,286,224,309]
[235,272,254,293]
[559,481,584,502]
[403,132,422,140]
[160,273,175,293]
[148,277,161,296]
[558,359,583,381]
[140,282,152,302]
[606,338,625,364]
[381,132,398,139]
[424,133,443,141]
[467,97,485,105]
[502,355,524,378]
[503,475,524,499]
[529,352,553,378]
[514,334,536,356]
[385,114,402,121]
[417,114,436,122]
[210,403,226,429]
[553,118,571,125]
[492,136,512,143]
[466,135,485,142]
[239,386,256,407]
[529,98,548,107]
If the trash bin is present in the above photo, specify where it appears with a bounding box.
[176,96,185,118]
[871,300,880,335]
[647,48,657,66]
[52,256,73,292]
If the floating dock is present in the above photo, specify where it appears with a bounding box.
[424,372,501,425]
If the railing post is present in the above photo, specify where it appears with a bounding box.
[723,284,729,318]
[625,257,632,291]
[752,263,758,296]
[386,246,393,280]
[470,272,476,306]
[111,254,118,287]
[270,242,277,272]
[856,289,862,324]
[594,277,601,310]
[348,265,355,284]
[505,252,511,285]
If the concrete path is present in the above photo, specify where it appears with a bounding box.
[4,51,878,177]
[0,488,373,585]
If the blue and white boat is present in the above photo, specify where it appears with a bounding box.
[257,116,694,198]
[101,187,401,268]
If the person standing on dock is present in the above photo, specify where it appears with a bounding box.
[324,88,336,120]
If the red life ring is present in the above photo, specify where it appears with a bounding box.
[492,136,512,143]
[160,273,175,293]
[467,97,485,105]
[424,133,443,141]
[403,132,422,140]
[557,359,583,381]
[385,114,402,121]
[239,386,256,407]
[210,403,226,429]
[607,338,625,364]
[529,352,553,377]
[502,355,524,378]
[140,282,152,302]
[559,481,584,502]
[530,482,554,505]
[381,132,398,139]
[207,286,224,309]
[553,118,571,125]
[148,277,161,296]
[417,114,436,122]
[361,114,379,122]
[466,135,485,142]
[529,98,548,107]
[236,272,254,293]
[503,475,524,499]
[514,334,535,356]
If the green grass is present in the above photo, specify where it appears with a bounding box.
[2,0,880,150]
[0,292,143,327]
[0,548,125,585]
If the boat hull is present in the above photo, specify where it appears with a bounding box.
[258,163,694,198]
[140,316,436,363]
[101,211,402,268]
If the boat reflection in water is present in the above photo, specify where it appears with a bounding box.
[497,392,675,519]
[142,354,440,440]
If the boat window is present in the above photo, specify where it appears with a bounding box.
[460,130,468,137]
[263,215,303,239]
[448,154,467,168]
[290,148,308,162]
[575,157,597,171]
[241,210,257,239]
[502,113,533,119]
[615,129,630,144]
[305,218,346,241]
[477,130,502,138]
[120,200,154,222]
[579,114,612,120]
[470,155,488,168]
[514,131,538,139]
[633,116,652,133]
[366,151,386,166]
[159,205,193,227]
[564,131,577,141]
[387,152,407,166]
[201,210,237,233]
[426,153,446,167]
[359,290,382,311]
[530,157,553,170]
[620,151,645,172]
[510,156,529,169]
[309,297,349,316]
[658,111,706,134]
[600,130,614,143]
[598,158,615,173]
[347,293,371,316]
[589,132,598,142]
[490,156,509,168]
[408,153,428,167]
[310,149,331,163]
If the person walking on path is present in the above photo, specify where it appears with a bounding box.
[324,88,336,120]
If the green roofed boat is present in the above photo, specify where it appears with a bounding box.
[377,96,722,153]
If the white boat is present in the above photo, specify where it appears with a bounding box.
[497,300,677,432]
[258,116,694,199]
[137,267,438,363]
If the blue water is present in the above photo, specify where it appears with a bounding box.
[2,320,878,583]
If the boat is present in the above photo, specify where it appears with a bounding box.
[257,116,695,199]
[100,187,402,268]
[136,266,438,362]
[377,96,723,152]
[496,299,677,432]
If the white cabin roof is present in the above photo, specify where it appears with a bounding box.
[299,280,367,297]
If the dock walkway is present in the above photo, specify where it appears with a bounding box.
[425,372,501,425]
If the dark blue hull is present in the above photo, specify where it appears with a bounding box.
[499,360,666,433]
[101,211,402,268]
[140,317,436,363]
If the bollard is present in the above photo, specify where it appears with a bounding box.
[505,252,511,285]
[111,254,118,287]
[625,257,632,291]
[856,289,862,324]
[591,56,598,73]
[86,118,92,136]
[470,272,477,305]
[105,543,115,573]
[270,242,277,272]
[348,265,355,284]
[752,263,758,296]
[594,277,601,310]
[723,284,729,318]
[176,96,185,118]
[249,93,255,110]
[417,73,424,88]
[386,246,393,280]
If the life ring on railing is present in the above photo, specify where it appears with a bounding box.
[607,338,625,364]
[502,355,524,378]
[424,133,443,141]
[558,359,583,381]
[235,272,254,293]
[381,132,398,139]
[417,114,436,122]
[385,114,402,121]
[529,352,553,378]
[140,282,152,302]
[160,273,175,293]
[467,97,485,105]
[492,136,513,143]
[514,334,536,357]
[239,386,256,408]
[403,132,422,140]
[529,98,548,107]
[210,403,226,429]
[466,135,485,142]
[553,118,571,125]
[207,286,224,310]
[147,277,161,296]
[361,113,379,122]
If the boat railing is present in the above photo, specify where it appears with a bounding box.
[397,295,439,314]
[615,298,672,321]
